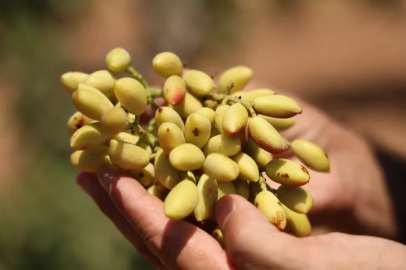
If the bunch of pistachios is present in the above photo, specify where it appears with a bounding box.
[62,48,330,245]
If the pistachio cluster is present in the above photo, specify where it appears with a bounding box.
[62,48,330,245]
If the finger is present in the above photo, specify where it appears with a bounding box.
[76,172,168,270]
[216,195,309,270]
[97,167,232,270]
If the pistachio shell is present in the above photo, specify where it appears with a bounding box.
[184,113,212,148]
[113,132,140,144]
[147,184,168,201]
[100,107,128,136]
[155,149,180,189]
[281,204,311,237]
[203,99,218,110]
[70,122,110,150]
[222,103,248,137]
[194,174,218,221]
[72,83,114,120]
[85,70,116,99]
[277,186,313,214]
[173,92,203,118]
[233,180,249,200]
[258,115,295,131]
[232,152,259,182]
[61,72,89,93]
[70,147,112,172]
[253,95,302,118]
[67,111,93,135]
[203,134,241,157]
[155,106,185,131]
[265,159,310,186]
[248,117,288,154]
[164,179,198,220]
[152,52,183,77]
[183,70,215,95]
[114,78,147,115]
[203,153,239,182]
[231,89,275,102]
[218,66,253,94]
[209,127,221,138]
[214,105,230,134]
[106,48,131,73]
[196,107,216,126]
[243,138,273,168]
[291,140,330,172]
[163,75,187,106]
[217,181,237,199]
[130,163,155,188]
[212,228,226,248]
[254,190,286,230]
[169,144,205,171]
[108,139,150,170]
[158,122,185,153]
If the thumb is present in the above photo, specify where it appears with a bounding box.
[215,195,307,270]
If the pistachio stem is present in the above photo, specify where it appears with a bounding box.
[127,67,149,89]
[284,139,292,148]
[258,176,267,192]
[206,93,256,117]
[149,153,157,160]
[115,102,122,108]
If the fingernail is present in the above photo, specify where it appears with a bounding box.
[216,196,237,229]
[97,166,125,191]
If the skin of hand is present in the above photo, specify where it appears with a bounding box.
[75,96,403,269]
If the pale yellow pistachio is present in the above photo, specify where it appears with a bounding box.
[158,122,185,153]
[70,122,110,150]
[218,66,253,94]
[203,134,241,157]
[155,149,180,190]
[249,181,262,204]
[212,228,226,248]
[61,72,89,93]
[155,106,185,131]
[152,52,183,77]
[248,117,288,154]
[209,127,221,138]
[106,48,131,73]
[100,107,128,137]
[214,105,230,134]
[243,138,273,168]
[164,178,199,220]
[147,184,168,201]
[203,153,239,182]
[183,70,215,95]
[258,115,295,131]
[196,107,216,126]
[72,83,114,120]
[233,180,249,200]
[222,103,248,137]
[254,190,286,231]
[265,159,310,186]
[194,174,218,221]
[203,99,218,110]
[233,152,259,182]
[114,78,147,115]
[237,128,248,147]
[108,139,150,170]
[277,186,313,214]
[173,92,203,118]
[85,70,116,99]
[281,204,311,237]
[231,89,275,103]
[184,113,211,148]
[253,95,302,118]
[163,75,186,106]
[169,143,205,171]
[130,163,155,188]
[291,139,330,172]
[67,111,93,135]
[70,147,112,172]
[217,182,237,200]
[113,132,140,144]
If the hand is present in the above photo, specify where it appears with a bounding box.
[77,171,406,270]
[274,95,397,238]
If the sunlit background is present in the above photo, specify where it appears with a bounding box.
[1,0,406,269]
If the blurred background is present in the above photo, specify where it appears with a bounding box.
[1,0,406,269]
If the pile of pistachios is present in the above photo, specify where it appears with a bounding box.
[62,48,330,245]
